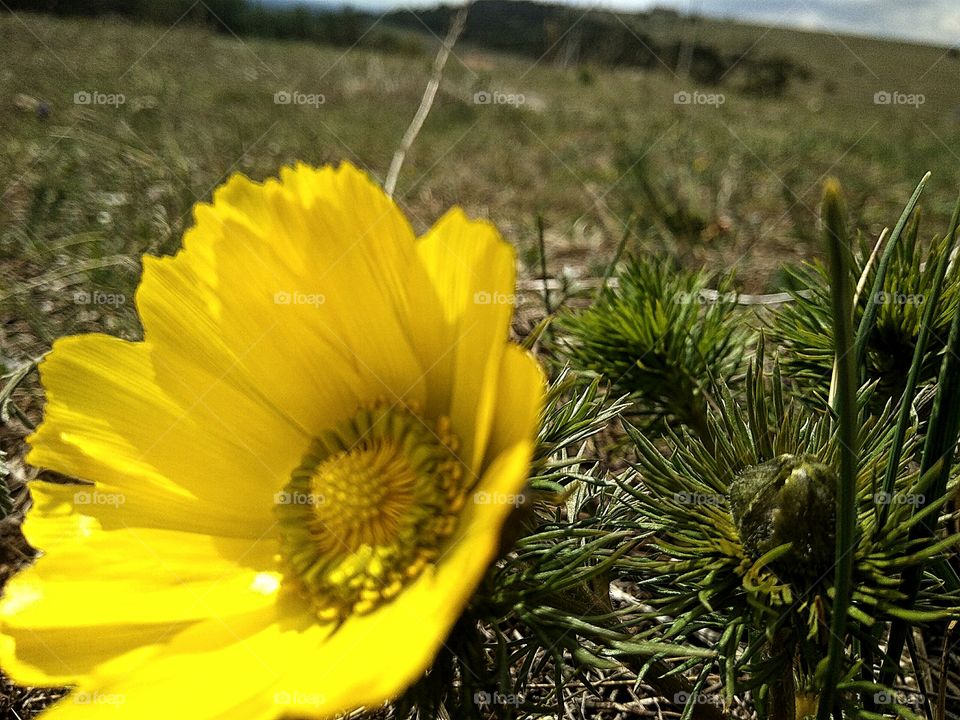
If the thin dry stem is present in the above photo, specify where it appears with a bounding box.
[384,4,469,197]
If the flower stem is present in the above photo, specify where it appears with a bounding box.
[817,179,859,720]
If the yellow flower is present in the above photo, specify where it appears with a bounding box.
[0,162,545,718]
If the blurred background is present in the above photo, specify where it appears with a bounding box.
[2,0,959,354]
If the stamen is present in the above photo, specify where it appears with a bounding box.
[275,404,467,620]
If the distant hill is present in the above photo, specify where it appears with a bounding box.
[7,0,949,98]
[385,0,809,94]
[4,0,373,45]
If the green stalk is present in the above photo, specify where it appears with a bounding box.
[877,192,960,529]
[817,179,860,720]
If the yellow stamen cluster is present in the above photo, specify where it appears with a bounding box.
[275,404,468,620]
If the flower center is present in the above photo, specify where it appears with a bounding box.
[275,404,468,620]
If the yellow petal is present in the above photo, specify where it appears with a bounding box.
[0,629,165,690]
[484,344,547,467]
[410,209,517,473]
[0,483,281,687]
[136,162,428,439]
[27,335,285,536]
[30,603,315,720]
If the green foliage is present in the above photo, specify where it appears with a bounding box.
[616,345,960,718]
[6,8,960,362]
[554,257,751,440]
[604,181,960,719]
[769,219,960,410]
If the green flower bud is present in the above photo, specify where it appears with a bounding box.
[728,454,836,582]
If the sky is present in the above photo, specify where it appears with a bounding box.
[290,0,960,47]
